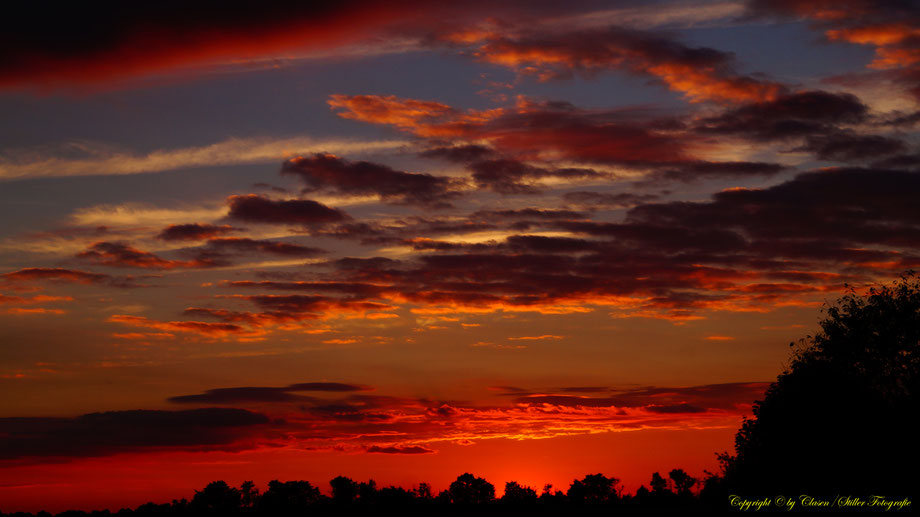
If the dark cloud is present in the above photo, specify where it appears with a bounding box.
[77,241,212,269]
[1,267,110,285]
[794,131,906,162]
[626,167,920,248]
[468,158,603,194]
[646,403,707,414]
[872,152,920,169]
[470,208,587,220]
[181,307,310,327]
[1,2,600,88]
[513,382,769,411]
[557,387,610,393]
[225,280,388,299]
[195,238,326,263]
[78,238,322,271]
[240,294,393,315]
[157,223,237,241]
[696,90,868,140]
[168,388,317,404]
[0,408,269,461]
[563,191,660,208]
[0,1,438,88]
[168,382,372,404]
[226,194,349,226]
[365,445,435,454]
[287,382,374,392]
[282,153,461,207]
[419,144,496,163]
[646,161,788,183]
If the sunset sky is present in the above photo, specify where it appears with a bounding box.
[2,0,920,512]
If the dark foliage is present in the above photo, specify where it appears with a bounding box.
[708,273,920,500]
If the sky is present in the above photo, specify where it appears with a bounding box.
[2,0,920,512]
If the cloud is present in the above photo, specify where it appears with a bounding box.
[282,153,462,206]
[455,26,785,103]
[513,382,770,411]
[225,280,389,299]
[793,130,906,162]
[194,238,326,264]
[697,90,869,140]
[332,95,693,167]
[0,267,142,289]
[419,144,497,163]
[0,295,72,315]
[77,241,213,269]
[0,294,72,305]
[0,408,270,461]
[563,191,660,208]
[0,136,409,180]
[331,94,797,185]
[625,167,920,250]
[365,445,435,454]
[747,1,920,100]
[470,208,587,221]
[226,195,349,226]
[168,382,372,404]
[693,89,885,164]
[0,1,440,88]
[642,161,788,183]
[239,294,395,316]
[1,267,109,284]
[157,223,238,241]
[107,314,261,339]
[0,380,770,463]
[468,158,603,194]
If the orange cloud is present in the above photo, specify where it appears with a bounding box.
[465,28,784,103]
[5,307,67,316]
[107,314,263,339]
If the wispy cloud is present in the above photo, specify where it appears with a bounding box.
[0,136,409,180]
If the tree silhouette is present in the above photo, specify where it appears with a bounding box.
[566,473,618,503]
[649,472,669,495]
[717,273,920,496]
[668,468,696,496]
[239,480,258,508]
[189,481,241,513]
[448,473,495,504]
[329,476,359,504]
[415,482,433,500]
[501,481,537,503]
[357,479,377,503]
[258,479,322,512]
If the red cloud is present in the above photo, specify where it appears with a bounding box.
[330,95,694,167]
[462,27,785,103]
[0,1,435,89]
[1,267,111,285]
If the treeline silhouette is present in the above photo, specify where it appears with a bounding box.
[0,470,712,517]
[3,274,918,515]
